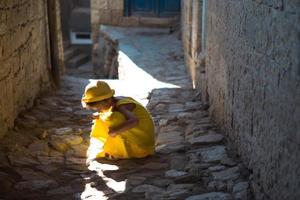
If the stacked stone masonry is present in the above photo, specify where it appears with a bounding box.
[181,0,300,199]
[0,0,54,138]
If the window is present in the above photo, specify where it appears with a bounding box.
[70,31,92,45]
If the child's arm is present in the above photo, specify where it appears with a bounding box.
[108,104,139,137]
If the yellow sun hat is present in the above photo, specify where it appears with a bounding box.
[82,81,115,103]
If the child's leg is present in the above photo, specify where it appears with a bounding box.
[96,135,129,159]
[126,142,154,158]
[96,135,154,159]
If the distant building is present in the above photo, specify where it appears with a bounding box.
[90,0,181,78]
[60,0,92,45]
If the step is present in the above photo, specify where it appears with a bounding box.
[64,47,80,62]
[67,53,89,68]
[139,16,179,28]
[63,41,70,49]
[77,61,93,73]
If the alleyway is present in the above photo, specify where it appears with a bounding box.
[0,27,252,200]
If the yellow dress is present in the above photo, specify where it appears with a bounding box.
[90,97,155,159]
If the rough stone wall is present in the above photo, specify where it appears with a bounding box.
[92,28,119,79]
[0,0,52,138]
[204,1,299,199]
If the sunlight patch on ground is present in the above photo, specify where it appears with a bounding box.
[103,177,127,193]
[89,160,127,193]
[80,140,126,198]
[79,45,182,198]
[88,160,119,172]
[117,50,180,90]
[86,138,104,164]
[80,183,108,199]
[86,50,180,107]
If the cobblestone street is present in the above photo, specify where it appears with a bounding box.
[0,27,252,200]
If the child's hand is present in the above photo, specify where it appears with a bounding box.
[108,127,118,137]
[91,113,99,119]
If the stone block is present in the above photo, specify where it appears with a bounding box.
[186,192,232,200]
[91,9,100,25]
[91,0,109,10]
[111,0,124,10]
[111,10,124,25]
[98,9,112,24]
[117,17,139,27]
[15,180,58,191]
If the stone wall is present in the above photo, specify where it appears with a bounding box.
[0,0,54,138]
[181,0,300,199]
[92,26,119,79]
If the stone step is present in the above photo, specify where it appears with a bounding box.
[139,16,179,28]
[64,47,80,62]
[66,53,89,68]
[77,61,93,73]
[72,7,90,15]
[63,41,70,49]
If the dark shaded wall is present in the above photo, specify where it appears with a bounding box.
[60,0,74,40]
[0,0,64,139]
[0,0,53,138]
[60,0,91,40]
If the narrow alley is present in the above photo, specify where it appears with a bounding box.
[1,1,299,200]
[0,27,251,200]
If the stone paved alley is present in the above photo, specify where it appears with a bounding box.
[0,27,252,200]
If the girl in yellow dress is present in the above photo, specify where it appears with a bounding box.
[82,81,155,160]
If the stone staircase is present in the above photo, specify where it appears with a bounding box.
[64,42,90,73]
[64,45,89,69]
